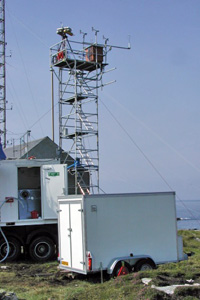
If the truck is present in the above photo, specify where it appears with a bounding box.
[58,192,187,277]
[0,159,68,262]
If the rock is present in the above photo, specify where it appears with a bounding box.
[186,279,194,283]
[0,266,10,270]
[151,283,200,295]
[141,278,152,285]
[0,289,18,300]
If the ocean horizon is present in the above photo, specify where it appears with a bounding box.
[176,200,200,230]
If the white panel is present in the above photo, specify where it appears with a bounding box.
[85,193,178,270]
[59,202,71,266]
[0,161,18,222]
[42,164,67,219]
[70,203,85,271]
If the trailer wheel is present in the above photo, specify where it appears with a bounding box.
[29,236,55,262]
[135,259,156,272]
[112,261,131,277]
[0,237,21,262]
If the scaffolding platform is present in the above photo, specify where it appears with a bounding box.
[63,94,88,104]
[65,131,96,139]
[53,57,106,72]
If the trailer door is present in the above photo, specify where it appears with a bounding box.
[59,200,86,274]
[41,164,67,219]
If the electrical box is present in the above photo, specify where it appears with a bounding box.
[85,45,103,63]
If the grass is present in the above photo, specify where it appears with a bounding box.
[1,230,200,299]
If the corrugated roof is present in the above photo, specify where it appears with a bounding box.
[4,136,54,159]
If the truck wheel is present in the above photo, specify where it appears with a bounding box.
[0,237,21,262]
[29,236,55,262]
[135,259,156,272]
[113,261,131,277]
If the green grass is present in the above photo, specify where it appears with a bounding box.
[1,230,200,299]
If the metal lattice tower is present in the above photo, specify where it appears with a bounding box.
[50,27,110,195]
[50,27,130,194]
[0,0,6,148]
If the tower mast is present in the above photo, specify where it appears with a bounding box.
[0,0,6,148]
[50,26,104,194]
[50,26,130,194]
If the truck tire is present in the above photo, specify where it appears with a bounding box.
[29,236,55,262]
[112,261,131,277]
[135,259,156,272]
[0,237,21,262]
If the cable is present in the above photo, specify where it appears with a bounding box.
[6,7,49,48]
[100,99,175,192]
[0,227,9,263]
[29,103,58,130]
[104,91,200,174]
[7,73,29,130]
[98,186,106,194]
[7,6,45,136]
[0,199,10,262]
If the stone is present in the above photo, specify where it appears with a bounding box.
[0,290,18,300]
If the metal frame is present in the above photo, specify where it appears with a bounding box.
[50,28,130,194]
[50,31,109,195]
[0,0,6,148]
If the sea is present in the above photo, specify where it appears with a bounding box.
[176,200,200,230]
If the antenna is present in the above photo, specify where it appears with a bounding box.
[80,30,87,46]
[92,27,99,44]
[80,30,87,59]
[19,130,31,158]
[103,35,109,45]
[56,26,73,38]
[103,35,109,63]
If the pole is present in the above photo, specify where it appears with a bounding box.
[51,68,55,142]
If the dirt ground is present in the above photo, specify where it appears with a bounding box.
[0,260,103,286]
[0,261,70,286]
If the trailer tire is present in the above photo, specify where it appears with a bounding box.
[29,236,55,262]
[112,261,131,277]
[135,259,156,272]
[0,237,21,262]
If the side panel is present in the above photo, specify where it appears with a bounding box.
[41,164,68,219]
[84,193,178,271]
[0,162,18,222]
[58,199,86,274]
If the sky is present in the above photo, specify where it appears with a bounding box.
[4,0,200,201]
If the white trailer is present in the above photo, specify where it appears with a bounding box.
[0,159,68,262]
[58,192,186,277]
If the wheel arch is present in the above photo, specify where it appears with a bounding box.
[0,232,24,246]
[107,257,134,275]
[26,229,57,245]
[134,257,156,271]
[107,255,156,275]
